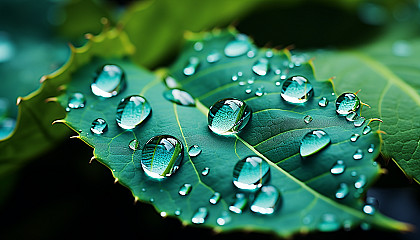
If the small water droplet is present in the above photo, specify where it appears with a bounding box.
[193,42,204,51]
[201,167,210,176]
[392,40,411,57]
[265,50,274,58]
[192,207,208,224]
[367,144,375,153]
[0,32,15,63]
[300,130,331,157]
[164,75,179,88]
[318,97,329,107]
[363,197,378,215]
[281,76,314,104]
[91,64,126,98]
[350,134,360,142]
[336,93,360,116]
[186,145,201,157]
[331,160,346,175]
[160,211,167,217]
[233,156,270,191]
[224,35,251,57]
[90,118,108,134]
[250,185,281,215]
[353,149,364,160]
[163,89,195,106]
[174,208,182,216]
[129,139,140,150]
[68,93,86,109]
[354,117,366,127]
[318,214,340,232]
[116,95,151,130]
[346,112,358,121]
[363,125,371,135]
[206,50,221,63]
[209,192,221,204]
[141,135,184,180]
[0,118,16,140]
[179,183,192,196]
[247,50,256,58]
[252,58,270,76]
[216,211,231,226]
[255,86,265,97]
[303,115,313,124]
[245,86,252,94]
[335,183,349,199]
[208,98,252,136]
[229,193,248,214]
[183,57,200,76]
[355,175,366,189]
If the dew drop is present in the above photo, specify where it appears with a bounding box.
[115,95,151,130]
[224,35,251,57]
[128,139,139,150]
[250,185,281,215]
[164,75,179,89]
[247,50,256,58]
[255,86,265,97]
[363,197,378,215]
[141,135,184,180]
[201,167,210,176]
[363,125,371,135]
[318,97,329,107]
[206,50,221,63]
[367,144,375,153]
[353,149,364,160]
[303,115,313,124]
[217,211,231,226]
[229,193,248,214]
[183,57,200,76]
[233,156,270,191]
[245,86,252,94]
[252,58,270,76]
[354,117,366,127]
[188,145,202,157]
[179,183,192,196]
[163,89,195,106]
[336,93,360,116]
[209,192,221,204]
[91,64,126,98]
[281,76,314,104]
[346,112,358,121]
[68,93,86,109]
[193,42,204,51]
[330,160,346,175]
[318,214,340,232]
[208,98,252,135]
[0,118,15,140]
[335,183,349,199]
[355,175,367,189]
[90,118,108,135]
[350,134,360,142]
[300,130,331,157]
[174,208,182,216]
[192,207,208,224]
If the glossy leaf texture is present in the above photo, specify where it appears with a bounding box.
[58,29,410,237]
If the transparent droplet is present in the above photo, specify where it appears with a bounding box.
[91,64,126,98]
[303,115,313,124]
[201,167,210,176]
[245,86,252,94]
[363,125,371,135]
[164,75,179,89]
[141,135,184,180]
[115,95,151,130]
[163,89,195,106]
[335,93,360,115]
[192,207,208,224]
[250,185,281,215]
[233,156,270,191]
[129,139,140,150]
[0,118,16,140]
[330,160,346,175]
[90,118,108,134]
[183,57,200,76]
[353,149,364,160]
[367,144,374,153]
[174,208,182,216]
[350,134,360,142]
[281,76,314,104]
[247,50,256,58]
[179,183,192,196]
[68,93,86,109]
[355,175,367,189]
[252,58,270,76]
[208,98,252,136]
[188,145,202,157]
[216,211,231,226]
[318,214,340,232]
[229,193,248,214]
[392,40,411,57]
[346,112,358,121]
[206,50,221,63]
[255,86,265,97]
[209,192,221,204]
[363,197,378,215]
[318,97,329,107]
[193,42,204,51]
[335,183,349,199]
[300,130,331,157]
[354,117,366,127]
[224,35,251,57]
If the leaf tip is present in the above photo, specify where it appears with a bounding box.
[45,97,58,103]
[52,119,65,125]
[89,156,96,164]
[114,178,119,184]
[69,135,80,139]
[40,75,48,83]
[16,97,23,106]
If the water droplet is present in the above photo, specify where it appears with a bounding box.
[229,193,248,214]
[115,95,151,130]
[318,97,329,107]
[174,208,182,216]
[367,144,374,153]
[164,75,179,88]
[179,183,192,196]
[91,64,126,98]
[129,139,140,150]
[350,134,360,142]
[300,130,331,157]
[354,117,366,127]
[201,167,210,176]
[331,160,346,175]
[346,112,358,121]
[281,76,314,104]
[188,145,202,157]
[141,135,184,180]
[224,35,251,57]
[68,93,86,109]
[245,86,252,94]
[208,98,252,136]
[362,125,371,135]
[163,89,195,106]
[392,40,411,57]
[193,42,204,51]
[318,214,340,232]
[90,118,108,134]
[160,212,167,217]
[247,50,256,58]
[252,58,270,76]
[216,211,231,226]
[354,175,366,189]
[265,50,274,58]
[183,57,200,76]
[192,207,208,224]
[303,115,313,124]
[209,192,221,204]
[335,183,349,199]
[250,185,281,215]
[255,86,265,97]
[353,149,363,160]
[336,93,360,116]
[233,156,270,191]
[0,118,16,140]
[363,197,378,215]
[206,50,221,63]
[0,32,15,63]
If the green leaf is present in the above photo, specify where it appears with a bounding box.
[58,29,410,237]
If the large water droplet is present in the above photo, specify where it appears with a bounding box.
[188,145,202,157]
[350,134,360,142]
[163,89,195,106]
[179,183,192,196]
[330,160,346,175]
[209,192,221,204]
[354,175,366,189]
[192,207,208,224]
[281,76,314,104]
[224,35,251,57]
[318,214,340,232]
[91,64,126,98]
[206,50,221,63]
[336,93,360,115]
[233,156,270,191]
[252,58,270,76]
[250,185,281,215]
[229,193,248,214]
[216,211,231,226]
[335,183,349,199]
[115,95,151,130]
[318,97,329,107]
[300,130,331,157]
[183,57,200,76]
[129,139,140,150]
[353,149,364,160]
[141,135,184,180]
[90,118,108,134]
[208,98,252,135]
[68,93,86,109]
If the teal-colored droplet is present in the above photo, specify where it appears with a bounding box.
[206,50,221,63]
[193,42,204,51]
[174,208,182,216]
[336,93,360,115]
[245,86,252,94]
[191,207,208,224]
[250,185,281,215]
[163,89,195,106]
[233,156,270,191]
[201,167,210,176]
[178,183,192,196]
[229,193,248,214]
[90,118,108,135]
[129,139,140,150]
[216,211,231,226]
[363,197,378,215]
[209,192,221,204]
[318,97,329,107]
[353,149,364,160]
[252,58,270,76]
[363,125,371,135]
[304,115,313,124]
[0,118,15,140]
[91,64,126,98]
[68,93,86,109]
[164,75,180,89]
[354,117,366,127]
[0,32,15,63]
[318,214,340,232]
[300,130,331,157]
[208,98,252,135]
[183,57,200,76]
[346,112,358,121]
[335,183,349,199]
[141,135,184,180]
[255,86,265,97]
[188,145,202,157]
[224,35,251,57]
[281,76,314,104]
[350,133,360,142]
[367,144,375,153]
[115,95,151,130]
[355,175,367,189]
[330,160,346,175]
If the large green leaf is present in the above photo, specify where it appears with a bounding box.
[57,29,410,237]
